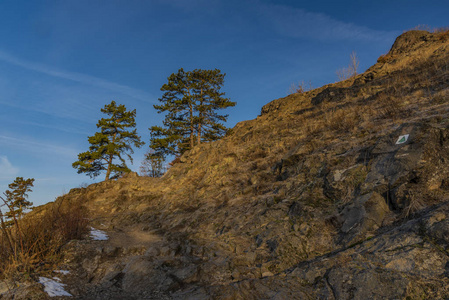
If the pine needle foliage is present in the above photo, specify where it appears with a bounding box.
[73,101,144,180]
[2,177,34,226]
[149,68,236,158]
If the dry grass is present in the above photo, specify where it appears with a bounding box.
[430,26,449,41]
[408,25,449,35]
[402,190,425,218]
[431,89,449,104]
[375,28,449,74]
[376,91,404,119]
[324,105,361,133]
[437,30,449,41]
[165,29,449,226]
[0,198,88,281]
[377,53,396,64]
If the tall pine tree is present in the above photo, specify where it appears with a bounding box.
[73,101,144,180]
[150,68,235,158]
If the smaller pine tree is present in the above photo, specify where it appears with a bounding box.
[2,177,34,227]
[73,101,144,180]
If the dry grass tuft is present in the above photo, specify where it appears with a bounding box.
[437,30,449,41]
[432,27,449,41]
[377,53,396,64]
[432,89,449,104]
[324,106,361,133]
[0,198,88,281]
[402,190,425,218]
[376,92,404,119]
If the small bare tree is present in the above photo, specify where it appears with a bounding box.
[140,150,165,177]
[288,80,313,95]
[349,51,359,77]
[336,51,359,81]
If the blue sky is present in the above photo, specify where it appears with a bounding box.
[0,0,448,206]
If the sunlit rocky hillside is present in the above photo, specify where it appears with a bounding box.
[3,29,449,299]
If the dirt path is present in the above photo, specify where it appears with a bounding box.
[54,224,172,299]
[105,228,163,249]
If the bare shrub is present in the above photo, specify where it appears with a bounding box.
[349,52,359,76]
[406,25,449,40]
[435,28,449,41]
[336,51,359,81]
[140,150,166,177]
[288,81,313,95]
[432,27,449,33]
[410,24,431,32]
[409,24,449,34]
[336,68,351,81]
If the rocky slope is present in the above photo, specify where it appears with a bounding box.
[3,29,449,299]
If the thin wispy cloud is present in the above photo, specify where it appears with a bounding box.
[257,3,399,42]
[0,135,78,159]
[0,156,19,180]
[0,100,91,135]
[0,156,19,178]
[0,50,155,103]
[8,119,89,136]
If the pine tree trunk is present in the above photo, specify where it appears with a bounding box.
[197,88,203,145]
[197,123,202,145]
[189,103,194,149]
[190,125,194,149]
[105,155,113,180]
[105,167,110,181]
[105,133,117,180]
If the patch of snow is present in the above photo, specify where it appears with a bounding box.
[39,277,72,297]
[89,227,109,241]
[54,270,70,275]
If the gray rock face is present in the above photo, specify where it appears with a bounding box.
[212,202,449,300]
[340,192,389,240]
[367,122,449,211]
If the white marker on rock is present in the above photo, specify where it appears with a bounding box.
[396,134,409,145]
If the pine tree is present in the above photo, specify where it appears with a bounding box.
[149,68,235,158]
[2,177,34,225]
[73,101,144,180]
